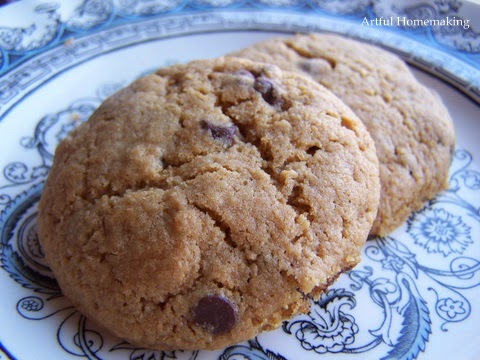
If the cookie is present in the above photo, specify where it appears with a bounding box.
[37,57,380,350]
[231,33,455,236]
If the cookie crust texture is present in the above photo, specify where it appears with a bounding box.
[231,33,456,236]
[38,57,380,350]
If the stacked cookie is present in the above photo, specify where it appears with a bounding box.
[231,33,455,236]
[37,34,454,351]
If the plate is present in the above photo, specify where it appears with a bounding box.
[0,1,479,359]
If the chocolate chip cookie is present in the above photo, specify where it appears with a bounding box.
[231,33,455,236]
[37,57,380,350]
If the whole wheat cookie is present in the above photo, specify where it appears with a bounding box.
[37,57,380,350]
[231,33,455,236]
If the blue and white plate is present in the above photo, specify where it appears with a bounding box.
[0,1,479,359]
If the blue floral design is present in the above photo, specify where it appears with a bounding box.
[284,289,358,354]
[220,338,286,360]
[346,260,432,360]
[19,296,43,312]
[437,298,466,319]
[110,342,182,360]
[381,254,405,272]
[408,208,472,256]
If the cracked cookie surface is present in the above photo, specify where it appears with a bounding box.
[37,57,380,350]
[231,34,455,236]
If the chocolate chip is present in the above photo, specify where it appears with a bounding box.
[200,120,237,147]
[192,295,237,335]
[254,76,284,108]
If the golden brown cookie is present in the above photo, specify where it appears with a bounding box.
[37,57,380,350]
[231,33,455,236]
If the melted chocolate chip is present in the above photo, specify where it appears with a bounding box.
[192,295,237,335]
[201,120,237,147]
[253,76,284,108]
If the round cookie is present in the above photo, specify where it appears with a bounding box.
[231,33,455,236]
[37,57,380,350]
